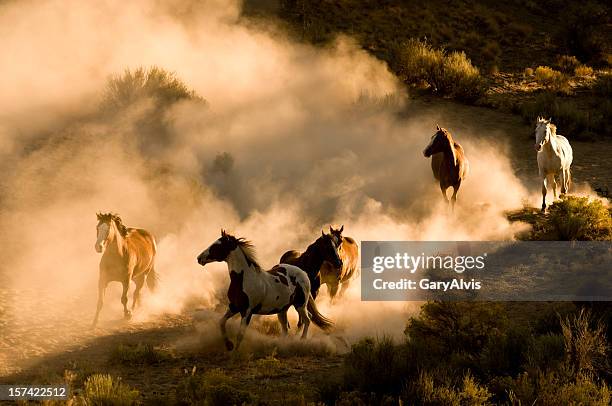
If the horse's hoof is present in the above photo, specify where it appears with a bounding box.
[224,340,234,351]
[124,312,132,321]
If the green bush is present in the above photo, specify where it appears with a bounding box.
[545,196,612,241]
[83,374,139,406]
[396,39,484,102]
[176,368,253,406]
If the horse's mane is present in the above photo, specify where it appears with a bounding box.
[97,212,129,237]
[439,128,457,165]
[223,231,262,272]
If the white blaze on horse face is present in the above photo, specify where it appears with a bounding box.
[197,240,220,266]
[95,222,110,253]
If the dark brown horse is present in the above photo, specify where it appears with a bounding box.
[423,125,469,210]
[279,231,342,300]
[320,225,359,301]
[92,213,157,327]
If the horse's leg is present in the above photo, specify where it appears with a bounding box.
[451,182,460,212]
[277,311,289,337]
[328,280,340,303]
[311,273,321,300]
[338,280,350,298]
[541,176,548,211]
[219,308,237,350]
[440,184,449,205]
[121,279,131,320]
[560,169,567,195]
[92,277,107,328]
[235,310,254,350]
[549,174,557,200]
[296,306,311,339]
[131,274,145,311]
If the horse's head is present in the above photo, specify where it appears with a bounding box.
[95,212,113,253]
[197,229,239,266]
[317,230,343,269]
[423,125,452,157]
[329,225,344,248]
[535,117,553,152]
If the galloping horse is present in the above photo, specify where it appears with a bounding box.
[93,213,157,327]
[279,231,342,300]
[320,225,359,301]
[423,125,469,210]
[535,117,573,211]
[197,230,333,351]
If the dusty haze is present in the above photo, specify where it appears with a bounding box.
[0,0,550,370]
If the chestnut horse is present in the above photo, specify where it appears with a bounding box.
[93,213,157,327]
[320,225,359,301]
[423,125,469,210]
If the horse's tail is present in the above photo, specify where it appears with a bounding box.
[307,294,334,331]
[146,267,159,293]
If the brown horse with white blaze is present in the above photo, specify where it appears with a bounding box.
[423,125,469,210]
[92,213,158,327]
[320,225,359,301]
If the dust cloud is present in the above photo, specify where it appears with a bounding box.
[0,0,542,367]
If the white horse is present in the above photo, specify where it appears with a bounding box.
[535,117,573,211]
[197,230,333,351]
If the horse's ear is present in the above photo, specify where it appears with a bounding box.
[436,124,441,131]
[329,226,333,233]
[221,229,226,237]
[548,117,552,123]
[321,229,325,237]
[339,225,344,233]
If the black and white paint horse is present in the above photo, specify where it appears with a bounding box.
[197,230,333,351]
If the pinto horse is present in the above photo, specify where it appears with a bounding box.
[279,231,342,300]
[423,125,469,210]
[92,213,157,327]
[320,225,359,301]
[197,230,333,351]
[535,117,573,211]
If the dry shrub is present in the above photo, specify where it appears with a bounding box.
[535,66,571,94]
[561,309,609,378]
[574,65,594,77]
[408,371,491,405]
[397,39,484,102]
[556,55,581,74]
[82,374,139,406]
[176,368,253,406]
[546,196,612,241]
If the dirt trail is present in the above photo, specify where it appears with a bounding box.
[0,99,610,401]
